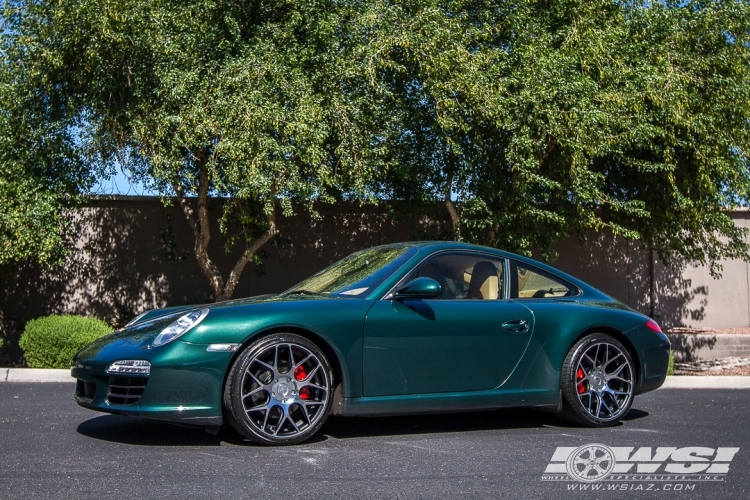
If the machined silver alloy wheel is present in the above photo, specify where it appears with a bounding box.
[225,334,333,445]
[559,334,635,427]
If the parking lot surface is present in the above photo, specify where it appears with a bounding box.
[0,383,747,499]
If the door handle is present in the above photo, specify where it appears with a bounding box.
[502,319,529,333]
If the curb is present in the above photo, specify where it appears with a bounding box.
[2,369,750,388]
[3,368,72,383]
[659,376,750,389]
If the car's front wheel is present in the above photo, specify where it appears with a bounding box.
[559,333,635,427]
[224,333,334,445]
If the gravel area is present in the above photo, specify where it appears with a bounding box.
[711,365,750,376]
[667,327,750,335]
[666,327,750,375]
[674,356,750,376]
[673,365,750,376]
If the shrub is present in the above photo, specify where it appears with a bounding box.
[19,315,113,368]
[667,351,675,376]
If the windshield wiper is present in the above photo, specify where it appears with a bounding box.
[284,290,326,296]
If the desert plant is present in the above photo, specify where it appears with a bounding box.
[19,315,113,368]
[667,351,675,376]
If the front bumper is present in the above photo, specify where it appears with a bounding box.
[72,339,234,426]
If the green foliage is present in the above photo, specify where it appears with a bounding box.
[1,0,396,299]
[19,315,113,369]
[0,0,99,267]
[0,65,90,267]
[0,16,95,335]
[2,0,750,286]
[363,0,750,272]
[0,167,69,267]
[2,0,384,216]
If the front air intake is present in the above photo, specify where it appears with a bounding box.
[76,379,97,400]
[107,376,148,405]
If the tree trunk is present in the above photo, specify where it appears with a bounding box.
[174,155,225,300]
[0,305,5,340]
[444,174,460,240]
[648,242,656,319]
[174,154,280,302]
[0,305,9,365]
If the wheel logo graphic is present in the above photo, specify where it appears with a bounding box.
[566,444,616,482]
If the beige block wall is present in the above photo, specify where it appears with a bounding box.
[1,197,748,329]
[666,211,750,329]
[551,211,750,328]
[0,197,425,326]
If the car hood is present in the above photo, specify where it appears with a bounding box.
[126,294,287,326]
[73,296,280,362]
[116,293,348,340]
[77,308,193,357]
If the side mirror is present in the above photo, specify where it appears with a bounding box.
[393,277,442,300]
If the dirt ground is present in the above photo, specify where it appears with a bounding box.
[666,327,750,376]
[674,364,750,376]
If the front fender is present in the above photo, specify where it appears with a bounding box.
[180,298,375,398]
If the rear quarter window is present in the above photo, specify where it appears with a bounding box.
[511,262,575,299]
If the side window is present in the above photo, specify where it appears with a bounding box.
[408,253,504,300]
[511,262,571,299]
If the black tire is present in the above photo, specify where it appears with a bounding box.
[559,333,635,427]
[224,333,334,445]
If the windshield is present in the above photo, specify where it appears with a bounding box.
[285,245,418,298]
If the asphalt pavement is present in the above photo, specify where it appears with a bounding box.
[0,382,748,499]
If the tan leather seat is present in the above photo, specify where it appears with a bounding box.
[467,261,499,299]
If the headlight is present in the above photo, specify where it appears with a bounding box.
[152,308,210,347]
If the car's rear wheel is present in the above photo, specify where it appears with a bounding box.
[559,333,635,427]
[224,333,333,445]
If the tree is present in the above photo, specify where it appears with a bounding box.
[2,0,391,301]
[0,44,92,348]
[363,0,750,273]
[4,0,750,315]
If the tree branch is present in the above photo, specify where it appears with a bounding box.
[222,202,280,300]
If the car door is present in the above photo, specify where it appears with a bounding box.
[363,252,535,397]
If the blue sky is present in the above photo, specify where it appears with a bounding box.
[91,170,158,196]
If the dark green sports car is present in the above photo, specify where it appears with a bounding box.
[72,241,670,445]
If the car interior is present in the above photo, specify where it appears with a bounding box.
[410,254,572,300]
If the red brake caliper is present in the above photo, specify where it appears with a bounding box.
[299,386,310,400]
[294,365,310,400]
[576,368,587,394]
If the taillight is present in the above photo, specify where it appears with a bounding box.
[645,319,662,333]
